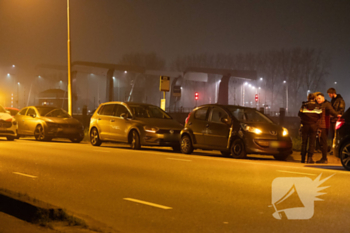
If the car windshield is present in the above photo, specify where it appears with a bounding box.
[0,106,6,113]
[128,105,171,119]
[36,107,71,118]
[44,109,71,118]
[227,107,273,124]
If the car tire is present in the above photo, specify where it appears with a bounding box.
[230,138,247,159]
[90,128,102,146]
[130,130,141,150]
[181,135,194,154]
[6,136,15,141]
[220,151,231,157]
[34,125,48,141]
[273,153,289,161]
[172,145,181,152]
[340,142,350,171]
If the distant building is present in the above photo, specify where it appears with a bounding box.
[38,89,67,110]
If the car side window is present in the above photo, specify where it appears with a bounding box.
[26,108,36,117]
[194,107,208,121]
[209,108,228,123]
[99,104,115,116]
[19,108,28,115]
[114,105,129,117]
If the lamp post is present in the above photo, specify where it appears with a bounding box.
[17,82,20,108]
[67,0,72,115]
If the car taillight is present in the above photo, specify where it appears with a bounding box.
[185,112,191,125]
[336,118,345,130]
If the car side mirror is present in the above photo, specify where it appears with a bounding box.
[120,113,128,119]
[221,117,231,125]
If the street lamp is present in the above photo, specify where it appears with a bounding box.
[17,82,20,108]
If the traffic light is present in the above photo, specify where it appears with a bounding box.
[255,94,258,102]
[195,92,199,100]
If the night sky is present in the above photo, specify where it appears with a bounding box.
[1,0,349,102]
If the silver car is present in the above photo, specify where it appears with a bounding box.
[0,105,18,141]
[89,102,183,151]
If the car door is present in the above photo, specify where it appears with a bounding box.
[16,108,28,135]
[110,104,132,142]
[24,108,39,135]
[96,104,116,140]
[189,107,209,146]
[205,107,231,149]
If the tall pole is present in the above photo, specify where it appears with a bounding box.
[67,0,72,115]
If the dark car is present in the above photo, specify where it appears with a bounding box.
[333,108,350,170]
[89,102,183,150]
[14,106,84,142]
[180,104,292,160]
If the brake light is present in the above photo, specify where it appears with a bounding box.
[336,118,345,130]
[185,112,191,125]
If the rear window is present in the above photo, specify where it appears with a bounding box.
[18,108,28,115]
[194,107,208,120]
[227,107,273,124]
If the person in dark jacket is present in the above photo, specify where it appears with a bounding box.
[315,93,342,164]
[298,93,322,163]
[327,88,345,144]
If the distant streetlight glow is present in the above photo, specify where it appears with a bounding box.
[260,77,263,81]
[283,80,286,84]
[124,71,127,74]
[7,73,10,77]
[258,87,261,90]
[334,81,337,84]
[18,82,20,85]
[12,65,15,67]
[244,82,248,86]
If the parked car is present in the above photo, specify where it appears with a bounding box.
[0,105,17,141]
[15,106,84,142]
[180,104,292,160]
[5,107,19,116]
[333,108,350,170]
[89,102,183,151]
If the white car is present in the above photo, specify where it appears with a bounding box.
[0,105,17,141]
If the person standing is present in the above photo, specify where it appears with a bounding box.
[327,88,345,148]
[298,93,322,163]
[315,93,342,164]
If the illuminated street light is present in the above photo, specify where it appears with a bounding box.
[283,80,286,83]
[248,84,252,87]
[334,81,337,84]
[7,73,10,77]
[260,77,263,81]
[67,0,73,115]
[12,65,15,68]
[124,71,127,74]
[244,82,248,86]
[258,87,261,90]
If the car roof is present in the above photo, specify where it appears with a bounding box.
[101,102,158,107]
[4,107,19,111]
[194,104,256,111]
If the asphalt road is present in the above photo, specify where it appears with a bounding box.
[1,138,349,233]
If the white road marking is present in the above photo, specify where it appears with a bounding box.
[166,158,191,162]
[13,172,37,178]
[123,198,172,210]
[93,150,110,153]
[277,170,317,176]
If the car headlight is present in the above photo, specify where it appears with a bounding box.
[241,123,262,135]
[282,127,288,136]
[144,126,159,133]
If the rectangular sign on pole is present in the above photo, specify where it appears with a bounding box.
[160,99,166,111]
[159,76,170,92]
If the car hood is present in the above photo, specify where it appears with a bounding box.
[0,112,13,121]
[40,117,81,124]
[133,118,183,129]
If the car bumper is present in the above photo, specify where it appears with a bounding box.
[0,125,17,137]
[244,135,293,155]
[141,132,180,146]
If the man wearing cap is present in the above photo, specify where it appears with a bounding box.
[315,93,342,164]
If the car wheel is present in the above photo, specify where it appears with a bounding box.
[6,136,15,141]
[230,138,247,159]
[181,135,193,154]
[34,125,47,141]
[340,142,350,171]
[220,151,231,157]
[90,128,102,146]
[273,153,289,161]
[130,130,141,149]
[172,145,181,152]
